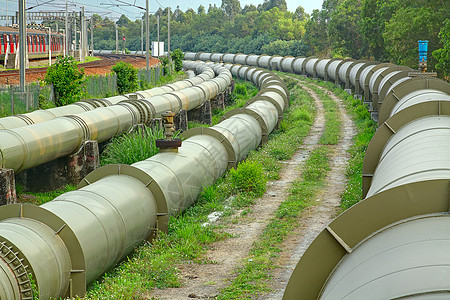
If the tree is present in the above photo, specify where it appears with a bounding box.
[328,0,367,58]
[258,0,287,12]
[171,49,185,72]
[294,6,309,21]
[221,0,242,22]
[111,62,139,94]
[432,19,450,77]
[303,9,330,56]
[360,0,399,61]
[383,2,446,69]
[44,56,86,107]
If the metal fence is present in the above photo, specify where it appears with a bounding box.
[0,66,163,117]
[138,67,162,85]
[85,73,117,98]
[0,84,53,117]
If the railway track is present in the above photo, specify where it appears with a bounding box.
[0,53,147,78]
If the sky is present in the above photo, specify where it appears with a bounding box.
[0,0,324,23]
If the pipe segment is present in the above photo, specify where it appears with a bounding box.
[0,65,218,131]
[0,58,287,299]
[186,53,449,299]
[0,63,232,173]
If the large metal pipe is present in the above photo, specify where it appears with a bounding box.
[0,59,288,299]
[0,67,216,130]
[185,53,449,300]
[0,64,232,173]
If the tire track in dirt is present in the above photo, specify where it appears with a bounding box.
[151,79,328,300]
[264,78,356,299]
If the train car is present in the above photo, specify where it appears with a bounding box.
[0,26,63,62]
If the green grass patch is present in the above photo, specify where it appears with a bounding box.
[16,184,76,206]
[277,73,376,210]
[219,146,330,299]
[211,80,258,125]
[81,75,316,299]
[100,125,178,166]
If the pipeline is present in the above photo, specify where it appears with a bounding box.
[0,61,288,299]
[0,62,232,173]
[0,64,217,130]
[185,52,450,299]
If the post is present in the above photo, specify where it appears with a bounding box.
[90,17,94,56]
[65,2,68,56]
[157,15,159,58]
[115,23,118,54]
[81,6,85,62]
[74,13,77,56]
[145,0,149,70]
[19,0,26,92]
[167,7,171,63]
[48,27,51,66]
[140,20,143,55]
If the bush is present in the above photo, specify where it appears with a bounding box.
[111,61,139,94]
[170,49,184,72]
[229,160,267,197]
[44,56,86,106]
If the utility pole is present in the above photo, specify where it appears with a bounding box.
[115,23,118,53]
[157,15,159,58]
[48,27,52,66]
[140,20,143,55]
[80,6,85,62]
[168,7,171,63]
[6,0,8,26]
[74,13,77,58]
[65,2,68,56]
[145,0,149,70]
[91,17,94,56]
[19,0,26,92]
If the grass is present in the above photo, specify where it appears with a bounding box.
[80,75,317,299]
[211,80,259,125]
[276,73,376,210]
[219,146,330,299]
[100,125,174,166]
[16,184,76,206]
[312,86,341,145]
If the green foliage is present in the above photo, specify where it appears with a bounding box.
[44,56,86,107]
[101,125,177,166]
[229,160,267,197]
[160,56,170,75]
[261,39,309,56]
[221,146,330,299]
[170,49,184,72]
[433,19,450,77]
[111,61,139,94]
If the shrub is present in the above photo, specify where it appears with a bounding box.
[111,61,139,94]
[228,160,267,197]
[170,49,184,72]
[44,56,86,106]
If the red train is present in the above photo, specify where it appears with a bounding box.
[0,26,64,61]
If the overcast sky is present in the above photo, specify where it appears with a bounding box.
[0,0,324,23]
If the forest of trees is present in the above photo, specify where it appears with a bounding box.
[44,0,449,76]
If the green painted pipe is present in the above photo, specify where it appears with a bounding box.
[0,67,216,130]
[0,60,288,299]
[0,64,231,173]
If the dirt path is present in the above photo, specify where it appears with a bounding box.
[151,78,355,299]
[264,79,356,299]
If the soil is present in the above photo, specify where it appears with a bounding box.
[150,78,356,299]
